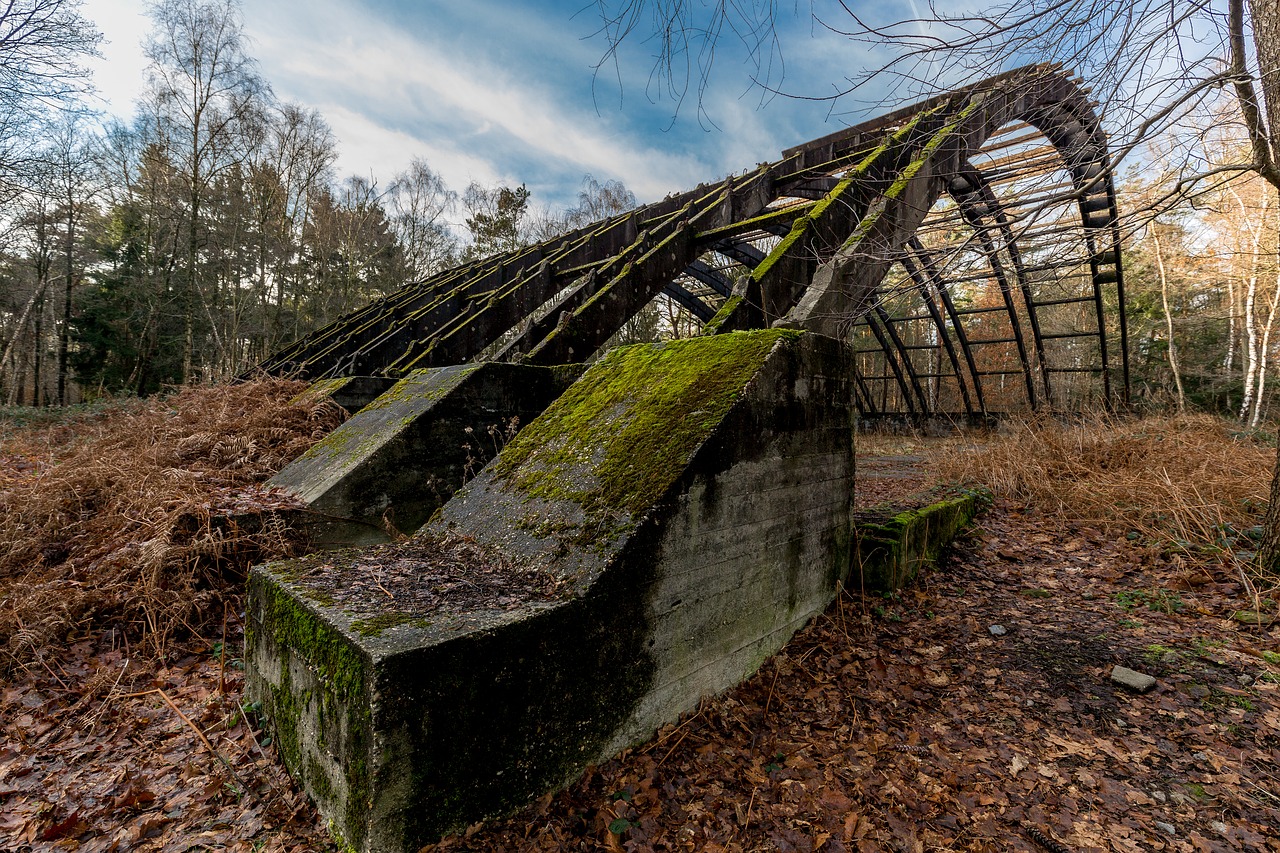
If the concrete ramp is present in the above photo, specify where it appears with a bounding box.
[269,363,582,546]
[246,330,858,851]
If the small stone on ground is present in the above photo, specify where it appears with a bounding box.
[1111,664,1157,692]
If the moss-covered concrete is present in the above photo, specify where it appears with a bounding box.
[852,487,992,591]
[699,294,743,336]
[494,330,798,527]
[289,376,398,414]
[248,330,861,851]
[246,567,373,850]
[247,554,642,852]
[268,362,583,547]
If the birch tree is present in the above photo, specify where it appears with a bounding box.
[144,0,266,382]
[387,158,456,282]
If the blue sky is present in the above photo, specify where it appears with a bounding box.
[77,0,904,211]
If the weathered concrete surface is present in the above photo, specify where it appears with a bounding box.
[852,487,991,591]
[291,375,398,414]
[269,363,582,546]
[246,330,859,851]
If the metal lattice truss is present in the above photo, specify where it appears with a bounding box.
[259,64,1129,416]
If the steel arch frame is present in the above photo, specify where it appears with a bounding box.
[254,64,1129,416]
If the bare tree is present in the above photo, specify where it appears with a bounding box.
[589,1,1274,185]
[564,174,636,228]
[252,100,335,348]
[0,167,55,403]
[587,0,786,124]
[46,112,96,404]
[144,0,267,382]
[0,0,101,194]
[387,158,456,281]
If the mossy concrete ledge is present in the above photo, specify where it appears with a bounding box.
[246,330,859,851]
[853,487,992,591]
[268,363,583,547]
[289,375,398,415]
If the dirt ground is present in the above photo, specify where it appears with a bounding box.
[2,447,1278,852]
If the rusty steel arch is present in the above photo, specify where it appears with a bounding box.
[255,64,1129,416]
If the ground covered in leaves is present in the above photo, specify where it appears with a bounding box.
[0,626,324,851]
[1,412,1278,851]
[426,507,1278,852]
[284,532,570,631]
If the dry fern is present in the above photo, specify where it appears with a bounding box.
[932,413,1270,553]
[0,378,346,664]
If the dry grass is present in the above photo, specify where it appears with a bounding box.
[931,413,1271,556]
[0,379,346,666]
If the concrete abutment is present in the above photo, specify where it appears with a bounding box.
[246,331,981,851]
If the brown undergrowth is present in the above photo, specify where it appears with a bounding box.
[0,379,346,665]
[3,407,1278,851]
[930,414,1275,585]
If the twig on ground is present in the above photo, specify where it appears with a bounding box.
[125,687,254,799]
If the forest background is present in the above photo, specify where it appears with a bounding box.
[2,3,1279,848]
[0,0,1276,426]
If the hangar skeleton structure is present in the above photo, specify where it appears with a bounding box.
[247,65,1136,850]
[257,64,1129,417]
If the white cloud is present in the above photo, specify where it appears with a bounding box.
[75,0,893,210]
[318,103,504,190]
[80,0,152,118]
[245,0,710,203]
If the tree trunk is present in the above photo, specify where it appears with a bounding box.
[0,278,50,391]
[1251,206,1280,427]
[1250,0,1280,167]
[1242,0,1280,573]
[183,188,198,384]
[31,297,45,406]
[57,211,74,405]
[1152,227,1186,411]
[1259,437,1280,575]
[1240,232,1262,420]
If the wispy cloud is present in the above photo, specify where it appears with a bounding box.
[77,0,909,211]
[247,0,715,204]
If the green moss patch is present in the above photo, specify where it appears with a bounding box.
[853,486,991,591]
[699,294,743,336]
[495,330,798,528]
[256,571,368,703]
[250,568,373,848]
[290,376,350,406]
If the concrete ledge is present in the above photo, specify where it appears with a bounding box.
[247,330,859,851]
[852,487,991,591]
[246,554,635,853]
[269,363,582,547]
[290,375,398,414]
